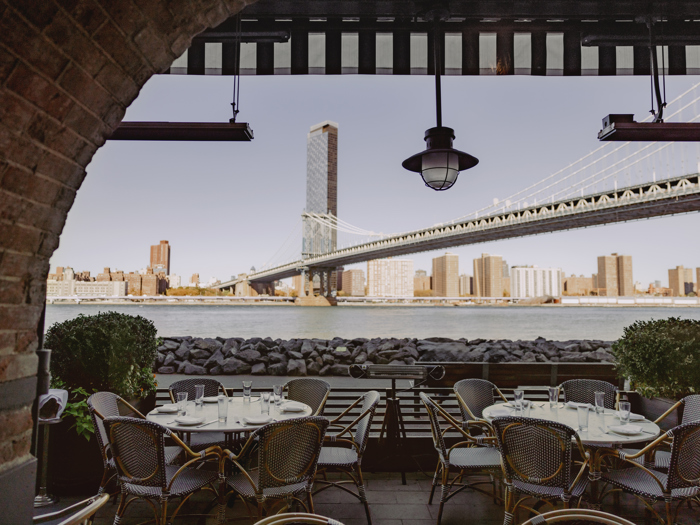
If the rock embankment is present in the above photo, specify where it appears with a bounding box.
[155,336,614,376]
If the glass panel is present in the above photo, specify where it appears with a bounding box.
[422,152,459,190]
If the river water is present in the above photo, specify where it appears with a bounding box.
[43,304,700,341]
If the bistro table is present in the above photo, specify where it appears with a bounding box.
[482,401,662,507]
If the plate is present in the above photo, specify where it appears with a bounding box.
[279,401,308,413]
[566,402,593,410]
[155,404,178,413]
[174,416,205,426]
[202,396,220,403]
[242,416,273,426]
[489,408,512,418]
[614,411,645,421]
[608,424,643,436]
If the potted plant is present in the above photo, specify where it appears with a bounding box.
[45,311,159,494]
[611,317,700,429]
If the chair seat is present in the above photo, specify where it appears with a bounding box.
[184,431,229,452]
[227,469,308,500]
[601,467,699,500]
[318,446,358,468]
[123,465,218,499]
[513,475,588,501]
[164,446,183,465]
[625,448,671,471]
[444,446,502,471]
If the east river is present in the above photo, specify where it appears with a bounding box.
[44,304,700,341]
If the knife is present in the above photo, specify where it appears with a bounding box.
[194,419,219,428]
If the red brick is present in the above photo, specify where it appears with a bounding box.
[6,0,60,32]
[93,20,151,78]
[133,1,178,35]
[0,252,47,280]
[0,124,43,171]
[98,0,148,38]
[0,44,18,84]
[6,63,75,121]
[15,330,39,355]
[58,63,114,118]
[0,305,43,332]
[0,222,43,254]
[44,10,108,76]
[2,166,65,207]
[60,0,108,36]
[0,279,25,305]
[94,60,139,106]
[133,26,173,72]
[61,102,109,145]
[53,185,78,212]
[35,149,85,189]
[0,408,32,442]
[0,91,36,134]
[37,231,60,258]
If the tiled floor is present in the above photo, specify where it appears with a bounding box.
[35,471,698,525]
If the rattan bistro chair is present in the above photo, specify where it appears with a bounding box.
[223,416,329,521]
[419,392,502,525]
[87,392,183,495]
[104,416,221,525]
[285,378,331,416]
[491,416,590,525]
[255,514,345,525]
[558,380,619,410]
[520,509,636,525]
[314,391,381,524]
[454,378,509,443]
[33,494,110,525]
[596,420,700,525]
[169,378,229,452]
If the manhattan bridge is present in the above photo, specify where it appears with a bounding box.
[217,83,700,297]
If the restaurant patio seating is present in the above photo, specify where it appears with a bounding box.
[491,416,590,525]
[419,392,502,525]
[520,508,636,524]
[559,380,619,409]
[285,378,331,416]
[104,416,221,525]
[314,390,381,524]
[87,392,183,495]
[254,512,345,525]
[596,420,700,525]
[168,378,229,452]
[32,493,110,525]
[223,416,329,521]
[453,378,508,443]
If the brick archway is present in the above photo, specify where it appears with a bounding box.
[0,0,252,519]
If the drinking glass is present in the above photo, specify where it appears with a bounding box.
[548,387,559,408]
[513,390,524,410]
[195,384,205,406]
[177,392,188,416]
[619,401,631,426]
[242,381,252,402]
[594,391,605,415]
[216,394,227,422]
[273,384,283,405]
[577,405,589,432]
[261,392,270,415]
[521,399,531,417]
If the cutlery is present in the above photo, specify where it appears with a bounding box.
[641,429,657,435]
[599,426,611,435]
[194,419,219,429]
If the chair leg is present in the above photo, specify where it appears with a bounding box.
[307,490,315,514]
[356,467,372,525]
[428,462,441,505]
[113,493,128,525]
[436,465,449,525]
[160,499,168,525]
[502,486,515,525]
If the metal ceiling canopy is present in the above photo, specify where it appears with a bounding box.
[109,122,254,141]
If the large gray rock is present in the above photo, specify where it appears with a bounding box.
[183,362,207,375]
[251,363,267,375]
[354,352,368,364]
[222,358,252,374]
[190,347,212,360]
[300,340,316,356]
[177,360,191,373]
[163,352,176,367]
[174,344,191,360]
[288,351,304,360]
[223,338,239,356]
[417,342,472,362]
[268,352,288,364]
[161,339,180,351]
[204,348,226,370]
[330,364,349,376]
[287,359,307,376]
[559,351,586,362]
[268,362,288,376]
[236,349,262,363]
[307,361,321,375]
[157,366,175,374]
[322,354,335,365]
[195,338,222,352]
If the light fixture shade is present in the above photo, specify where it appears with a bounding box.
[402,127,478,191]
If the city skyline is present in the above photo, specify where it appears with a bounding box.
[48,74,700,285]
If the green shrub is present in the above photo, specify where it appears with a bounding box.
[611,317,700,400]
[45,311,159,439]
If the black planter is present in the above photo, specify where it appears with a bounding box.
[48,416,103,496]
[628,392,683,431]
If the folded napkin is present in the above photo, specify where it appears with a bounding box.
[242,416,273,426]
[489,408,512,418]
[154,404,179,413]
[174,415,205,426]
[608,424,643,435]
[614,411,645,421]
[566,401,593,410]
[39,389,68,421]
[279,401,307,412]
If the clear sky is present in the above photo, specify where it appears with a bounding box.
[49,72,700,287]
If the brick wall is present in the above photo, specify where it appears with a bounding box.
[0,0,254,515]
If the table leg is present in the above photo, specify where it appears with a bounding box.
[588,461,602,510]
[34,424,58,508]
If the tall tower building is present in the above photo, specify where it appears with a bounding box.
[432,252,459,297]
[367,259,413,297]
[473,253,504,297]
[303,121,338,257]
[150,240,171,274]
[617,255,634,296]
[597,253,633,296]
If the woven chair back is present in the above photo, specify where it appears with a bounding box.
[285,378,331,416]
[492,416,576,491]
[87,392,121,464]
[254,513,344,525]
[104,416,169,489]
[454,378,499,420]
[520,508,636,524]
[681,394,700,424]
[253,416,329,493]
[419,392,449,460]
[559,379,617,409]
[169,378,225,402]
[353,391,380,457]
[666,420,700,491]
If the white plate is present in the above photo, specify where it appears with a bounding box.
[489,408,512,417]
[566,402,593,410]
[242,416,273,426]
[155,404,178,413]
[174,416,205,426]
[608,424,643,436]
[279,401,307,413]
[202,396,220,403]
[614,411,645,421]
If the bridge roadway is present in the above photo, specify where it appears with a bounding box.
[216,173,700,289]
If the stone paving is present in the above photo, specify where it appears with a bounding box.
[36,471,698,525]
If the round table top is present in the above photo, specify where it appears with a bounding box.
[482,402,661,445]
[146,397,313,433]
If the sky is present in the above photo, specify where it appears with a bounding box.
[49,72,700,287]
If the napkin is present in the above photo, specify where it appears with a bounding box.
[202,396,220,403]
[38,389,68,421]
[614,411,645,421]
[608,424,642,435]
[489,408,512,417]
[279,401,307,412]
[566,401,593,410]
[242,416,273,425]
[154,404,179,413]
[174,415,205,426]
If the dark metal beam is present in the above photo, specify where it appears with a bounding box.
[109,122,254,141]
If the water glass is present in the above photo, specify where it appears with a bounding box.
[217,394,228,422]
[577,406,589,432]
[513,390,524,410]
[594,391,605,415]
[261,392,270,415]
[195,384,205,406]
[242,381,252,402]
[619,401,631,426]
[177,392,188,416]
[548,387,559,408]
[521,399,531,417]
[273,384,283,405]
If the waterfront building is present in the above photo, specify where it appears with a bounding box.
[47,267,126,297]
[563,274,594,296]
[668,266,696,296]
[342,269,365,296]
[432,252,459,297]
[142,267,168,295]
[189,273,200,287]
[597,253,633,296]
[414,270,431,293]
[458,274,473,296]
[125,272,142,295]
[150,240,171,275]
[511,266,563,298]
[168,274,182,288]
[303,120,338,257]
[473,253,505,297]
[367,258,413,297]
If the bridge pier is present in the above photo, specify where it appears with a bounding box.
[295,266,338,306]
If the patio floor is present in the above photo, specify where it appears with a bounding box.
[35,471,698,525]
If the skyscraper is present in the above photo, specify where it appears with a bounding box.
[668,266,695,296]
[473,253,504,297]
[414,270,432,293]
[367,259,413,297]
[341,269,365,296]
[150,240,171,274]
[511,266,563,298]
[597,253,633,296]
[303,121,338,257]
[432,252,459,297]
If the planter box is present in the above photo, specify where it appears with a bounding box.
[627,392,683,431]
